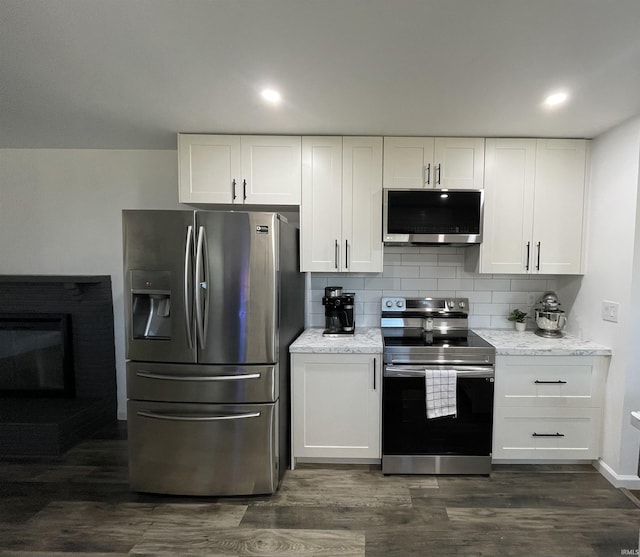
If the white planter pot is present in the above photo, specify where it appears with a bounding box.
[515,322,526,332]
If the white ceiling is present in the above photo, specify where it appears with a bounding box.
[2,0,640,149]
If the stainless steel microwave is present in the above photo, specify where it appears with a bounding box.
[383,189,483,245]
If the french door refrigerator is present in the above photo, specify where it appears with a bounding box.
[122,210,304,496]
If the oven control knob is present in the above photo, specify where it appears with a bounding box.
[448,300,455,309]
[396,300,404,308]
[385,300,393,308]
[458,301,465,309]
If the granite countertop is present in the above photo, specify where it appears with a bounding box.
[473,328,612,356]
[289,327,383,354]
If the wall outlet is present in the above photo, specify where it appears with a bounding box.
[602,300,619,323]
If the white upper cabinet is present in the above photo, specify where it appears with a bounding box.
[383,137,485,190]
[476,138,587,274]
[301,136,383,273]
[178,134,301,205]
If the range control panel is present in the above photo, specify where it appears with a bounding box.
[381,297,468,314]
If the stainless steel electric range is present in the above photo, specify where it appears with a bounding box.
[381,297,496,475]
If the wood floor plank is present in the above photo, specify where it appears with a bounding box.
[132,528,365,556]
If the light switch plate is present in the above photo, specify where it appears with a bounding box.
[602,300,619,323]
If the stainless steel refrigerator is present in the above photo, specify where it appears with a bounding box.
[122,210,304,496]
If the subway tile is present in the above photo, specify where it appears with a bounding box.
[364,277,398,290]
[383,265,419,278]
[491,291,531,304]
[382,246,406,254]
[510,279,549,291]
[382,290,420,297]
[352,290,383,303]
[438,254,464,266]
[383,253,402,264]
[419,266,456,279]
[455,291,492,303]
[363,301,381,315]
[491,315,512,328]
[437,278,475,291]
[310,276,328,289]
[471,303,510,316]
[400,278,438,290]
[474,279,511,291]
[401,253,439,265]
[469,315,491,328]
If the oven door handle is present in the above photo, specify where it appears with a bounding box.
[384,365,494,378]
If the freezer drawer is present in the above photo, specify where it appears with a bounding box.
[128,400,278,496]
[126,361,277,403]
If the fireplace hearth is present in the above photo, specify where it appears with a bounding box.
[0,276,117,456]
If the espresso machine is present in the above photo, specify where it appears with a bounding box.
[322,286,355,337]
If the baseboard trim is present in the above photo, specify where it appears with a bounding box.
[595,458,640,489]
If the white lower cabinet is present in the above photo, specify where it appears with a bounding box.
[493,355,607,461]
[291,353,381,466]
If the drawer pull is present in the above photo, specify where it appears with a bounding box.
[136,371,261,382]
[534,380,567,384]
[532,432,565,437]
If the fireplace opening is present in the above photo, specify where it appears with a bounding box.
[0,314,75,398]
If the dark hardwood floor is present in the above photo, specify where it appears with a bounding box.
[0,421,639,556]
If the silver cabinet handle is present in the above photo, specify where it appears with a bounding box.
[334,239,339,269]
[345,240,349,269]
[184,225,194,349]
[373,357,376,390]
[436,163,441,185]
[532,432,564,437]
[425,163,431,185]
[534,380,567,384]
[137,410,260,422]
[536,241,541,271]
[525,241,531,271]
[243,179,247,201]
[136,371,261,382]
[232,178,237,201]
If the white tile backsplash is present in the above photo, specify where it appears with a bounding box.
[307,246,556,329]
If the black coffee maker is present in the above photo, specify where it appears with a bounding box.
[322,286,355,337]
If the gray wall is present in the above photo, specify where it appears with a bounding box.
[0,149,182,419]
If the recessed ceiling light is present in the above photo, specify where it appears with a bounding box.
[260,88,281,104]
[543,91,569,108]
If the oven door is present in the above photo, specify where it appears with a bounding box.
[382,364,494,475]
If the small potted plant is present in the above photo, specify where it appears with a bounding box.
[508,309,528,332]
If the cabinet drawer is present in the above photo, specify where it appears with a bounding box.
[495,356,602,407]
[493,406,601,460]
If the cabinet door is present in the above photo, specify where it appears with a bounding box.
[532,139,587,274]
[241,136,302,205]
[300,137,343,272]
[291,353,381,461]
[178,134,241,203]
[382,137,434,189]
[434,137,485,189]
[478,139,536,274]
[342,137,384,272]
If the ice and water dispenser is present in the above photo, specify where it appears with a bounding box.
[130,270,172,340]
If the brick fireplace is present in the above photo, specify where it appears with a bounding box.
[0,276,117,456]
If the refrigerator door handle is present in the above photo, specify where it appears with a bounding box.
[137,410,261,422]
[195,225,210,349]
[184,225,194,349]
[135,371,261,382]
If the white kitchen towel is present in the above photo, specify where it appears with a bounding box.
[425,369,457,419]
